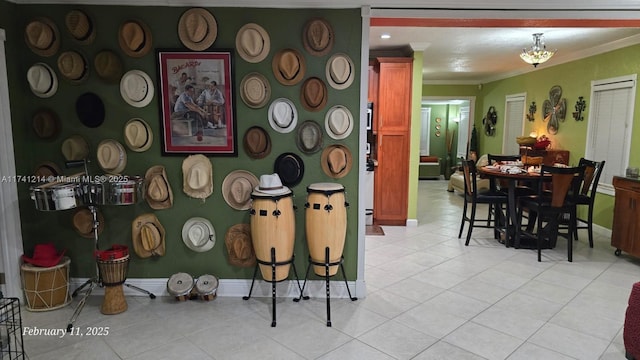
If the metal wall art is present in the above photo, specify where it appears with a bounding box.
[573,96,586,121]
[482,106,497,136]
[526,101,537,122]
[542,85,566,134]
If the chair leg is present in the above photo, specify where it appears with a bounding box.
[487,203,493,227]
[568,210,575,262]
[459,199,468,239]
[465,202,476,246]
[587,206,595,248]
[537,213,543,262]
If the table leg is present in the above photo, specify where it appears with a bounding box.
[507,179,518,248]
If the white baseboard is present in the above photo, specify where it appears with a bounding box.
[406,219,418,227]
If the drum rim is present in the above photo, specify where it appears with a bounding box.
[21,256,71,270]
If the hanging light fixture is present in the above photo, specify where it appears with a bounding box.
[520,33,556,67]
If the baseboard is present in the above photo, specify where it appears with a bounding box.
[406,219,418,227]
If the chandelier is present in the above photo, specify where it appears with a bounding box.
[520,33,556,67]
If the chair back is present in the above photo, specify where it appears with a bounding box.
[461,158,478,198]
[540,165,586,208]
[578,158,605,198]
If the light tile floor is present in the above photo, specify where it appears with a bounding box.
[18,180,640,359]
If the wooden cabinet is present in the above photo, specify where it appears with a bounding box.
[370,57,412,225]
[611,176,640,258]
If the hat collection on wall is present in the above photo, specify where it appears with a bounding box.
[22,9,356,269]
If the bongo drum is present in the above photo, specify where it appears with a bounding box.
[95,245,129,315]
[194,274,219,301]
[305,183,347,276]
[250,191,295,281]
[167,272,195,301]
[21,256,71,311]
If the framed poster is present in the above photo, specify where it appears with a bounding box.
[157,49,236,155]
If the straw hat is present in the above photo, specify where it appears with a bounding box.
[182,217,215,253]
[65,9,95,45]
[24,17,60,57]
[131,213,165,258]
[61,135,89,161]
[274,152,305,188]
[326,53,355,90]
[27,63,58,98]
[302,18,334,57]
[225,224,256,267]
[120,69,154,108]
[243,126,271,159]
[75,92,105,128]
[22,243,66,268]
[96,139,127,175]
[178,8,217,51]
[118,19,152,58]
[32,108,61,140]
[33,161,62,179]
[268,98,298,134]
[272,48,306,86]
[252,173,291,196]
[325,105,354,140]
[300,77,327,112]
[321,144,352,178]
[57,50,88,84]
[124,118,153,152]
[239,72,270,109]
[94,50,123,84]
[235,23,270,63]
[72,207,105,239]
[182,154,213,199]
[144,165,173,210]
[296,120,323,154]
[221,170,259,210]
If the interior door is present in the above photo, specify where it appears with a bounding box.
[503,94,526,155]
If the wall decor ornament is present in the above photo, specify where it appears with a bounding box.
[526,101,537,122]
[542,85,567,134]
[573,96,586,121]
[482,106,497,136]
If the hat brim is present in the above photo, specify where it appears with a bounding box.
[72,207,105,239]
[273,152,305,188]
[300,77,328,112]
[145,165,173,210]
[96,139,127,175]
[302,18,334,57]
[57,50,89,84]
[222,170,259,210]
[65,10,96,45]
[182,217,216,252]
[240,72,271,109]
[235,23,270,63]
[28,63,58,98]
[118,19,153,58]
[321,144,353,179]
[120,70,155,108]
[131,214,165,258]
[224,224,256,267]
[25,17,60,57]
[268,98,298,134]
[124,118,153,152]
[296,120,323,154]
[182,154,213,199]
[178,8,218,51]
[325,105,354,140]
[272,48,306,86]
[326,53,355,90]
[32,108,61,140]
[243,126,272,159]
[76,92,105,128]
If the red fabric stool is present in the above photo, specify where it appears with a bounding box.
[625,282,640,359]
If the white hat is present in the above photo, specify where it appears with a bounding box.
[239,72,270,109]
[182,154,213,199]
[27,63,58,98]
[268,98,297,134]
[326,53,355,90]
[182,217,215,252]
[235,23,270,63]
[252,173,291,196]
[96,139,127,175]
[120,69,154,108]
[124,118,153,152]
[325,105,354,140]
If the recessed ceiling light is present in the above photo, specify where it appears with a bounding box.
[380,33,391,39]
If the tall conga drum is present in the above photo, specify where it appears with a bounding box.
[250,190,295,281]
[95,245,129,315]
[305,183,347,276]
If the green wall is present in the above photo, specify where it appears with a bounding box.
[3,5,362,279]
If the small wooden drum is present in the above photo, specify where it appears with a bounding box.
[305,183,347,276]
[21,256,71,311]
[167,272,195,301]
[250,191,295,282]
[95,245,130,315]
[194,274,219,301]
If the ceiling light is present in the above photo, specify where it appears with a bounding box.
[520,33,556,67]
[380,33,391,39]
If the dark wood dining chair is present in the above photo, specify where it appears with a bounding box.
[458,158,509,246]
[517,165,586,262]
[573,158,605,248]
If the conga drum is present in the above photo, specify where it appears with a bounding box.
[21,256,71,311]
[250,191,295,281]
[95,245,129,315]
[305,183,347,276]
[194,274,219,301]
[167,272,195,301]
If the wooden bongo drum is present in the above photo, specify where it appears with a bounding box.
[194,274,219,301]
[167,272,195,301]
[305,183,347,276]
[95,245,129,315]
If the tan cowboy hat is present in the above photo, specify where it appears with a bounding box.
[61,135,89,161]
[131,213,165,258]
[321,144,353,179]
[222,170,259,210]
[124,118,153,152]
[325,105,354,140]
[243,126,271,159]
[182,217,215,253]
[302,18,334,57]
[235,23,270,63]
[94,50,123,84]
[72,207,105,239]
[272,48,306,86]
[120,69,154,108]
[33,161,62,179]
[96,139,127,175]
[240,72,271,109]
[27,63,58,98]
[300,77,328,112]
[57,50,88,84]
[326,53,355,90]
[268,98,298,134]
[118,19,153,58]
[252,173,291,196]
[225,224,256,267]
[144,165,173,210]
[296,120,323,154]
[24,17,60,57]
[182,154,213,199]
[32,108,61,140]
[65,9,95,45]
[178,8,217,51]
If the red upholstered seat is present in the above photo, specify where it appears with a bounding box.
[625,282,640,360]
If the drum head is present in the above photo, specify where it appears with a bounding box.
[195,274,218,295]
[167,272,194,296]
[307,182,344,192]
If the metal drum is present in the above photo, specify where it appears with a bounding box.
[108,176,144,205]
[81,179,109,205]
[194,274,219,301]
[249,191,295,282]
[167,272,195,301]
[305,183,347,276]
[30,182,83,211]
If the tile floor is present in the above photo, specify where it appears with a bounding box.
[18,180,640,359]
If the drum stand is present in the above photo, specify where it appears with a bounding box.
[294,247,357,327]
[242,248,308,327]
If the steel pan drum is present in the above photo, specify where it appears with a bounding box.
[30,182,82,211]
[82,176,144,205]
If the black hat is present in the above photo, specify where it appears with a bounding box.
[75,92,105,128]
[273,152,304,187]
